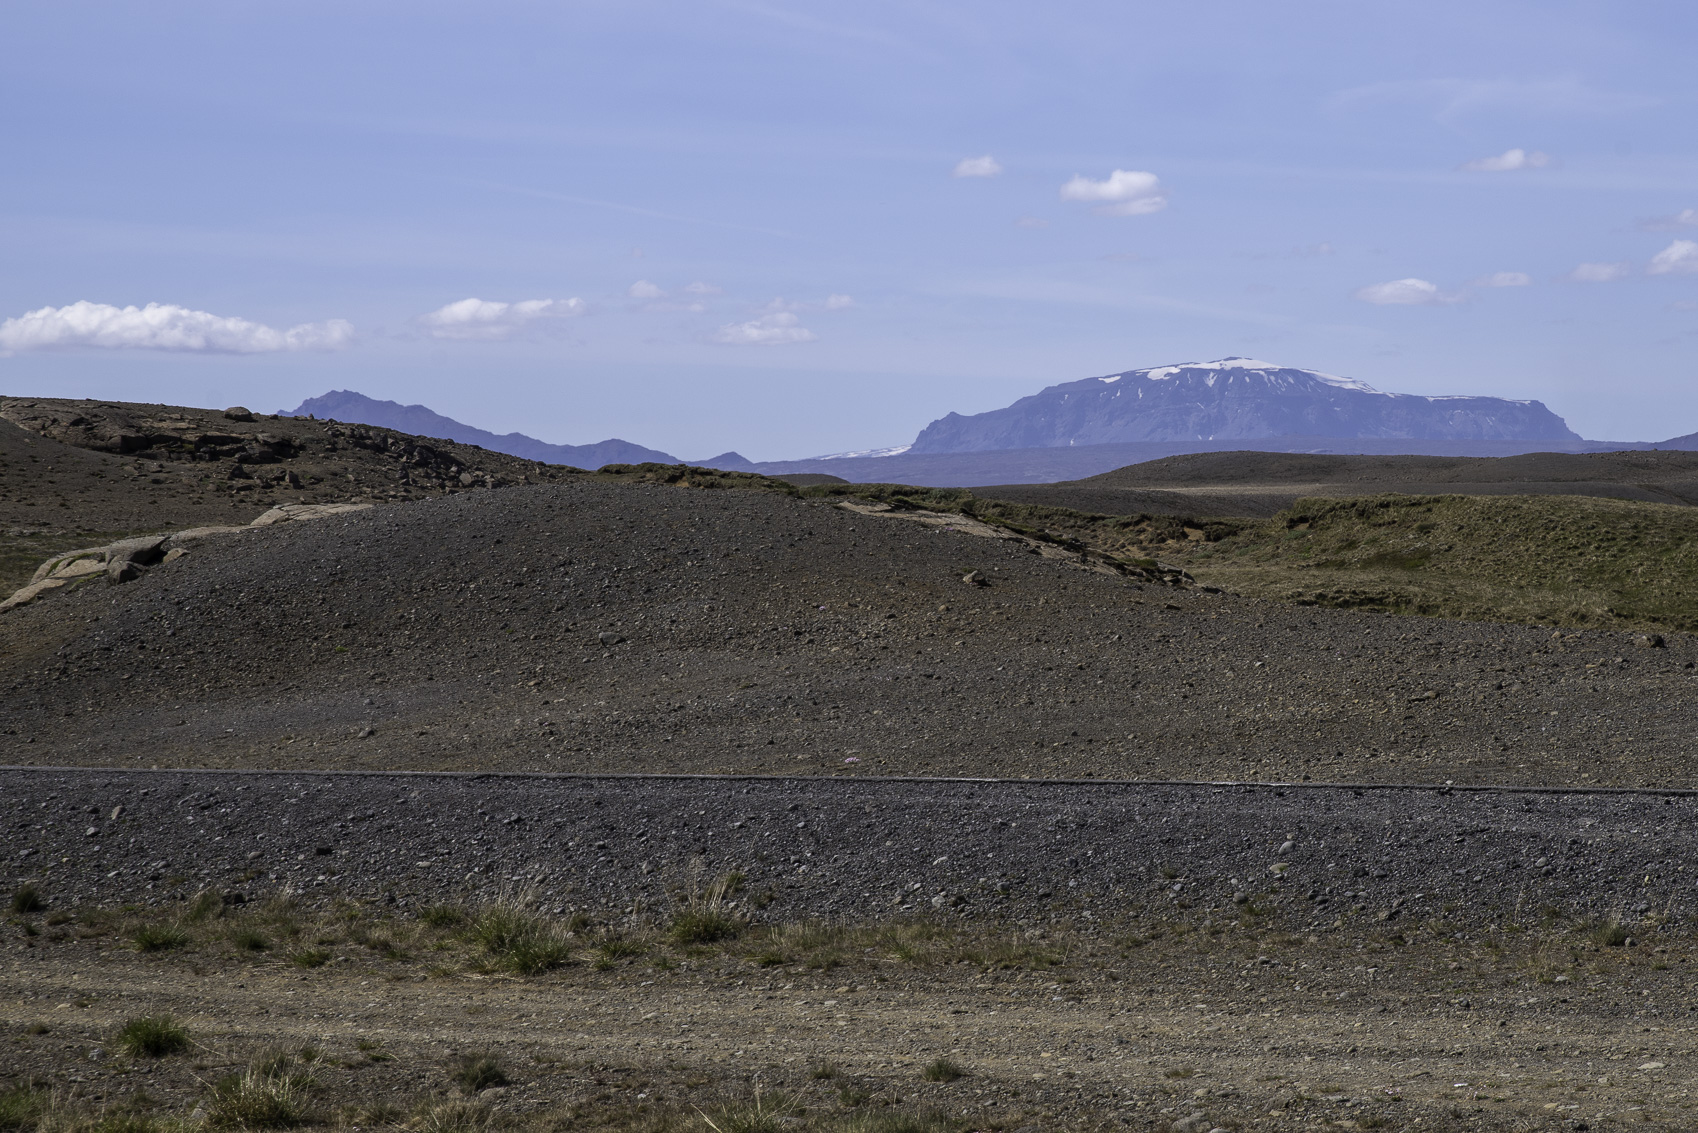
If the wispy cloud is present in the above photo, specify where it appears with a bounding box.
[1649,240,1698,275]
[952,155,1002,178]
[1353,278,1462,305]
[0,301,353,354]
[628,280,665,300]
[1468,271,1533,288]
[420,297,584,340]
[683,281,722,295]
[1565,261,1632,283]
[1331,77,1657,121]
[1640,208,1698,232]
[824,293,855,309]
[1460,148,1552,172]
[1059,170,1167,217]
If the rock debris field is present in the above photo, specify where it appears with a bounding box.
[8,769,1697,930]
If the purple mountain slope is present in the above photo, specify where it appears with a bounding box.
[909,358,1580,454]
[283,390,678,469]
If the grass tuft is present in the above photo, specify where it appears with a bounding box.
[11,884,45,914]
[287,948,330,970]
[417,1101,489,1133]
[421,905,466,928]
[466,906,572,975]
[0,1086,48,1132]
[229,929,269,952]
[671,909,741,946]
[130,924,189,953]
[451,1055,509,1096]
[919,1058,963,1083]
[204,1067,309,1129]
[115,1016,191,1058]
[699,1088,798,1133]
[1592,920,1630,948]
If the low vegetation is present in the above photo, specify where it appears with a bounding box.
[114,1015,191,1058]
[450,1055,509,1096]
[204,1063,310,1130]
[1179,493,1698,632]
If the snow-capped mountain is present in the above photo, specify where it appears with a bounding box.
[907,358,1579,453]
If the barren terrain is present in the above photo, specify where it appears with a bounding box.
[7,769,1698,1132]
[7,397,1698,1133]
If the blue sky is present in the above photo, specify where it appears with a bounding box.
[5,1,1698,458]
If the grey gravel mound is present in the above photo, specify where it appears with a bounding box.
[4,478,1698,787]
[6,768,1691,932]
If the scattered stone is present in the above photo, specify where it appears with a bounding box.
[1635,633,1665,649]
[223,407,255,421]
[961,570,986,586]
[598,631,625,646]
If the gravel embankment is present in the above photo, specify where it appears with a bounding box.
[6,768,1694,930]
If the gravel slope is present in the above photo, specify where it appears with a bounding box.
[5,480,1698,787]
[7,768,1694,932]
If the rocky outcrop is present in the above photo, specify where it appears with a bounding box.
[1,503,372,612]
[0,397,584,510]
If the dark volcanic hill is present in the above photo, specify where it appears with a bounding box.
[909,358,1579,453]
[4,473,1697,788]
[286,390,679,469]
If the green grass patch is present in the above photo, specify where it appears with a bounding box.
[131,923,189,953]
[115,1015,191,1058]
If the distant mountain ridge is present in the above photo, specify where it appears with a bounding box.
[909,358,1580,453]
[282,390,679,470]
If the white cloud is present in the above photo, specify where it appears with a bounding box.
[1648,239,1698,275]
[1353,278,1460,306]
[1460,148,1552,173]
[683,281,722,295]
[420,297,585,340]
[628,280,665,300]
[953,155,1002,178]
[1013,216,1049,229]
[1059,170,1167,216]
[1670,299,1698,312]
[824,294,854,310]
[1566,261,1632,283]
[1468,271,1533,288]
[711,310,816,346]
[0,300,353,354]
